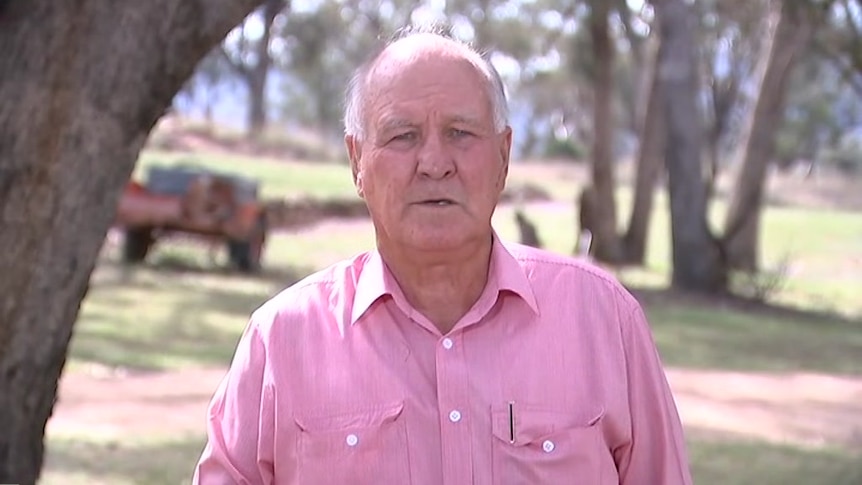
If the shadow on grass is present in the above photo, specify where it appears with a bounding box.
[688,428,862,485]
[71,261,314,372]
[635,288,862,375]
[42,434,206,485]
[79,255,862,376]
[42,430,862,485]
[92,258,312,292]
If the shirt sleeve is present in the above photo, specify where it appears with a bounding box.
[193,313,275,485]
[615,300,693,485]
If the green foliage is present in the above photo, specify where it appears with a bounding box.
[542,134,586,160]
[728,256,791,303]
[777,57,860,162]
[820,134,862,174]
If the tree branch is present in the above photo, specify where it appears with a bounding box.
[810,37,862,98]
[219,44,249,78]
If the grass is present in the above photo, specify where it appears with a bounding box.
[647,300,862,374]
[42,434,204,485]
[688,431,862,485]
[46,148,862,484]
[136,150,357,199]
[75,216,862,375]
[42,431,862,485]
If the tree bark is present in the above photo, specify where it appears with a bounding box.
[246,0,285,137]
[654,0,727,293]
[583,0,624,263]
[0,1,259,483]
[623,45,666,265]
[723,0,813,270]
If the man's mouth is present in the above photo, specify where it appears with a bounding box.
[419,199,455,206]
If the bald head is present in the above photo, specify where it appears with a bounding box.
[343,29,508,141]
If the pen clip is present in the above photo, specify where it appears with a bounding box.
[508,401,515,444]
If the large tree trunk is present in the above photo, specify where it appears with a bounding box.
[0,1,259,483]
[582,0,624,263]
[723,0,813,270]
[654,0,727,293]
[623,35,665,265]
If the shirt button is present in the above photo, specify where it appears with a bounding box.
[449,410,462,423]
[442,338,454,350]
[346,434,359,447]
[542,440,555,453]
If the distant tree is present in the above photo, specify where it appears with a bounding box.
[176,46,239,131]
[811,0,862,92]
[0,0,259,482]
[220,0,288,138]
[580,0,625,262]
[696,0,770,202]
[276,0,416,136]
[653,0,727,292]
[723,0,816,270]
[622,30,666,264]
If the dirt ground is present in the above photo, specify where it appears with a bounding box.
[46,366,862,451]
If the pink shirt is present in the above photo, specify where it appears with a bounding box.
[194,237,692,484]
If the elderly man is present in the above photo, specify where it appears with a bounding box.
[193,28,692,485]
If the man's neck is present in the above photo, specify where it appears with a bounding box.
[379,236,494,335]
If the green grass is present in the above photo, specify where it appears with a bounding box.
[74,203,862,375]
[42,434,204,485]
[41,432,862,485]
[647,300,862,374]
[688,431,862,485]
[70,262,277,371]
[136,150,357,199]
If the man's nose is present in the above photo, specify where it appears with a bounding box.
[416,133,456,180]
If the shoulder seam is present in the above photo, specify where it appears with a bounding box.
[513,253,640,309]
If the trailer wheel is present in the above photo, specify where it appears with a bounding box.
[122,228,154,264]
[228,214,267,273]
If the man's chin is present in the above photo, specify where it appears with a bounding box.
[403,231,490,253]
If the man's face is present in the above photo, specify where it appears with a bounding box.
[346,41,512,254]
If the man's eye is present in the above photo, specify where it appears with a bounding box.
[391,132,416,142]
[450,129,472,138]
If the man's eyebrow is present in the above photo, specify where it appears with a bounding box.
[377,118,416,132]
[447,115,485,128]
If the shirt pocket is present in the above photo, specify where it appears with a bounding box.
[294,400,412,485]
[490,405,609,485]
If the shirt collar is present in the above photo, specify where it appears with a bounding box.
[350,232,540,325]
[351,249,400,325]
[488,233,539,316]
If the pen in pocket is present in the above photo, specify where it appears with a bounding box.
[508,401,515,444]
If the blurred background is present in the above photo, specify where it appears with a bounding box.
[32,0,862,483]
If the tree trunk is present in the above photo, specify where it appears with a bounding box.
[654,0,727,293]
[247,66,268,137]
[723,0,813,271]
[623,52,666,265]
[584,0,623,264]
[246,0,285,138]
[0,1,259,483]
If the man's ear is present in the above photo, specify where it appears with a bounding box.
[497,126,513,190]
[345,135,364,196]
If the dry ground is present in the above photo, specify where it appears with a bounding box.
[47,365,862,452]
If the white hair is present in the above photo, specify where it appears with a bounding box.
[343,24,509,140]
